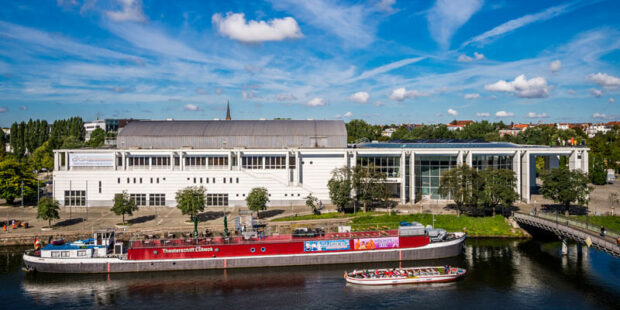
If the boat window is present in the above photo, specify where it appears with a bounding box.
[215,248,219,252]
[261,247,266,252]
[51,251,60,258]
[77,250,87,257]
[250,248,255,253]
[61,251,70,257]
[153,250,158,255]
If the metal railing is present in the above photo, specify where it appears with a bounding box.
[533,212,619,240]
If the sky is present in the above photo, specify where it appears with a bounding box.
[1,0,619,126]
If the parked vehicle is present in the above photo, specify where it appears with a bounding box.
[607,169,616,184]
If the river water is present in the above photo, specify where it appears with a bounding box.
[1,239,618,309]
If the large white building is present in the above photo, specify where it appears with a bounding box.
[53,119,589,208]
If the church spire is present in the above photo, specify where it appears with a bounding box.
[225,100,231,120]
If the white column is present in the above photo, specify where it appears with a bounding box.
[295,151,301,185]
[466,151,473,167]
[569,150,577,171]
[122,152,126,171]
[410,151,416,204]
[54,152,59,171]
[170,152,174,171]
[237,151,242,171]
[582,150,589,174]
[262,156,266,170]
[65,152,69,171]
[286,151,290,185]
[456,150,463,166]
[352,151,357,169]
[400,151,406,204]
[513,151,521,199]
[180,151,185,171]
[149,156,152,170]
[228,151,232,170]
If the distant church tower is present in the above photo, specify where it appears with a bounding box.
[225,100,231,120]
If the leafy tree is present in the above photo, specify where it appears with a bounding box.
[438,165,479,216]
[327,166,352,212]
[175,186,206,221]
[30,141,54,171]
[87,128,106,147]
[589,155,607,185]
[540,168,592,213]
[246,187,269,216]
[9,122,26,158]
[346,119,380,143]
[352,164,389,213]
[111,191,138,225]
[0,129,5,157]
[0,158,38,204]
[479,169,518,216]
[305,194,320,215]
[60,135,84,149]
[37,197,60,228]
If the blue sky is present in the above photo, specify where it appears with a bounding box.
[1,0,619,126]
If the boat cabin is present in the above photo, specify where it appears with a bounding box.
[40,230,115,259]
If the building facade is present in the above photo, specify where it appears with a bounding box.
[53,120,589,208]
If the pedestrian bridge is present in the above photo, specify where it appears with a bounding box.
[513,212,620,258]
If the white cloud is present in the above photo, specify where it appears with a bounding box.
[549,60,561,72]
[592,112,607,119]
[0,107,7,113]
[462,2,591,47]
[464,93,480,99]
[587,72,620,89]
[427,0,483,49]
[589,88,602,98]
[610,98,616,104]
[106,0,146,22]
[388,87,428,101]
[377,0,396,13]
[215,88,223,95]
[567,89,576,94]
[458,52,485,62]
[346,57,425,83]
[476,112,490,117]
[484,74,551,98]
[184,104,199,111]
[349,91,370,103]
[19,105,28,110]
[195,88,208,95]
[305,97,326,107]
[495,111,514,117]
[447,108,458,116]
[373,101,385,107]
[212,13,303,43]
[528,112,548,118]
[344,111,353,118]
[276,93,297,101]
[242,90,257,99]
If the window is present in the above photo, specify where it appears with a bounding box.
[223,178,226,184]
[117,178,120,184]
[151,156,170,167]
[208,156,228,168]
[193,178,196,184]
[242,156,262,169]
[472,155,513,171]
[206,178,209,184]
[212,178,215,183]
[157,178,160,184]
[133,178,136,184]
[61,251,70,258]
[64,190,86,206]
[139,178,142,184]
[200,177,203,183]
[265,156,286,169]
[127,178,130,184]
[128,156,148,167]
[130,193,147,206]
[229,177,233,183]
[236,178,239,183]
[150,178,153,184]
[149,193,166,206]
[77,250,87,257]
[51,252,60,258]
[186,156,207,167]
[356,156,401,178]
[98,181,102,194]
[206,193,228,206]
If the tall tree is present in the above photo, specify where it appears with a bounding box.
[346,119,380,143]
[589,155,607,185]
[352,164,389,212]
[327,166,352,212]
[30,141,54,171]
[37,197,60,228]
[111,191,138,225]
[0,129,5,157]
[175,186,206,221]
[540,168,592,214]
[438,165,479,216]
[246,187,269,216]
[0,157,38,204]
[87,128,106,147]
[479,169,518,216]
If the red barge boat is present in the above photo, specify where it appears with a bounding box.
[23,223,466,274]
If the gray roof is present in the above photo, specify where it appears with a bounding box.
[117,120,347,149]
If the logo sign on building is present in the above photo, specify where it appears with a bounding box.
[354,237,399,250]
[69,153,115,167]
[304,240,350,252]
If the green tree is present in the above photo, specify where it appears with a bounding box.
[60,135,84,149]
[327,166,352,212]
[589,155,607,185]
[540,168,592,213]
[37,197,60,228]
[111,191,138,225]
[30,141,54,171]
[246,187,269,216]
[479,169,518,216]
[0,129,6,157]
[305,193,319,215]
[438,165,479,216]
[175,186,206,221]
[352,164,389,213]
[0,158,38,204]
[87,128,106,147]
[346,119,380,143]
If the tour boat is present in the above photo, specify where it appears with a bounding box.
[23,222,466,274]
[344,266,467,285]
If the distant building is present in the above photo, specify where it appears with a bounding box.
[499,129,521,137]
[587,123,611,137]
[447,120,474,131]
[381,127,397,137]
[556,123,570,130]
[84,120,105,141]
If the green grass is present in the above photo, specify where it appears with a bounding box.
[571,215,620,232]
[271,212,358,222]
[350,214,520,237]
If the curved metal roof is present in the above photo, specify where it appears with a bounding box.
[117,120,347,149]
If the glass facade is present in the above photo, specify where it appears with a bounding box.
[356,156,400,178]
[415,155,457,200]
[472,155,513,171]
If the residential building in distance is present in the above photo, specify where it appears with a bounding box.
[447,120,474,131]
[84,120,105,141]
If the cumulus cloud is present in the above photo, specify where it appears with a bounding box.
[349,91,370,103]
[549,60,561,72]
[447,108,458,116]
[0,107,7,113]
[276,93,297,101]
[377,0,397,13]
[19,105,28,110]
[242,90,257,99]
[427,0,483,49]
[464,93,480,99]
[458,52,485,62]
[484,75,551,98]
[495,111,514,117]
[476,112,490,117]
[610,98,616,104]
[305,97,326,107]
[212,13,303,43]
[106,0,146,22]
[184,104,199,111]
[587,72,620,89]
[528,112,548,118]
[592,112,607,119]
[388,88,428,101]
[344,111,353,118]
[589,88,602,98]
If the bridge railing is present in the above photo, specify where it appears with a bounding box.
[530,212,619,240]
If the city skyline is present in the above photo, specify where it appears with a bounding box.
[1,0,619,126]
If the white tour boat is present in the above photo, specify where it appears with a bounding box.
[344,266,466,285]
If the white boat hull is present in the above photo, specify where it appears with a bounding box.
[345,267,466,285]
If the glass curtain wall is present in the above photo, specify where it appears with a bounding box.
[472,155,513,171]
[415,155,457,199]
[356,156,400,178]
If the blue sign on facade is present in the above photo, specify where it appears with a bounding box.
[304,240,350,252]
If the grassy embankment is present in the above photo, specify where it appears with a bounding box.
[570,215,620,232]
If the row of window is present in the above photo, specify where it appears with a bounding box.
[50,250,88,258]
[128,193,166,206]
[242,156,294,169]
[118,177,165,184]
[191,177,239,184]
[356,156,401,178]
[206,194,228,206]
[64,190,86,206]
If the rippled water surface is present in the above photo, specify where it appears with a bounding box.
[1,239,618,309]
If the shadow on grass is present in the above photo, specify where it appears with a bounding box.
[128,215,157,224]
[54,218,84,227]
[258,209,285,219]
[196,211,225,222]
